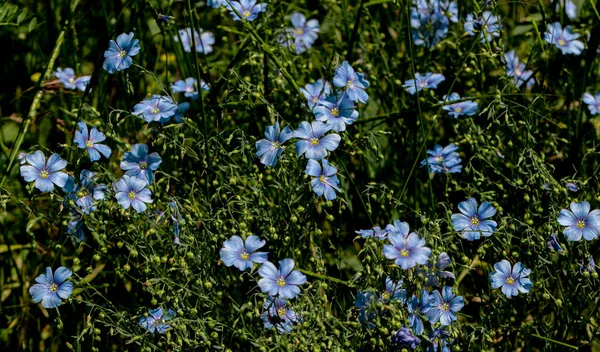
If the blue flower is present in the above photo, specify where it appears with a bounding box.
[293,121,341,160]
[441,93,479,118]
[62,170,106,214]
[383,231,431,270]
[504,51,535,88]
[261,296,298,333]
[425,286,464,326]
[407,290,431,335]
[392,327,420,350]
[174,28,215,54]
[421,252,455,287]
[314,93,359,132]
[355,291,378,328]
[29,267,73,309]
[420,143,462,174]
[403,73,445,95]
[544,22,584,55]
[255,122,293,167]
[171,77,208,100]
[557,0,577,19]
[557,201,600,241]
[565,182,578,192]
[410,0,451,47]
[355,226,387,240]
[301,79,332,109]
[103,32,141,74]
[382,277,407,303]
[228,0,267,21]
[546,234,563,253]
[132,95,178,123]
[333,61,370,104]
[280,13,320,54]
[257,258,307,299]
[115,175,153,213]
[219,235,268,271]
[173,102,190,124]
[489,260,532,298]
[139,308,176,334]
[73,121,112,162]
[53,67,77,89]
[583,92,600,115]
[464,11,501,42]
[306,159,341,201]
[20,151,68,192]
[451,198,497,240]
[120,144,162,184]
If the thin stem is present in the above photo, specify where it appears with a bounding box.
[298,269,354,287]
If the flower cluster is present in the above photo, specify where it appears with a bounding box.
[219,234,306,333]
[254,61,369,201]
[410,0,458,48]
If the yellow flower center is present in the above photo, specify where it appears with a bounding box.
[435,156,444,163]
[454,107,462,113]
[271,142,280,150]
[558,39,566,46]
[577,220,586,229]
[243,11,251,18]
[277,307,287,317]
[400,249,410,257]
[471,217,480,226]
[382,292,390,301]
[310,138,319,146]
[295,28,304,36]
[139,162,148,170]
[118,50,127,59]
[319,175,326,183]
[347,81,354,89]
[40,170,49,179]
[186,86,194,93]
[277,277,286,287]
[240,250,249,260]
[331,108,339,117]
[441,302,449,311]
[151,107,160,114]
[77,189,88,198]
[506,277,515,285]
[128,191,136,199]
[313,97,318,103]
[86,140,93,148]
[50,283,58,292]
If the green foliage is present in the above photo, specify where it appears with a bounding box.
[0,0,600,351]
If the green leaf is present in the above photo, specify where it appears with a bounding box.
[28,17,36,32]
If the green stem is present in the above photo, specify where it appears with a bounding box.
[298,269,354,287]
[186,0,211,197]
[531,333,579,350]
